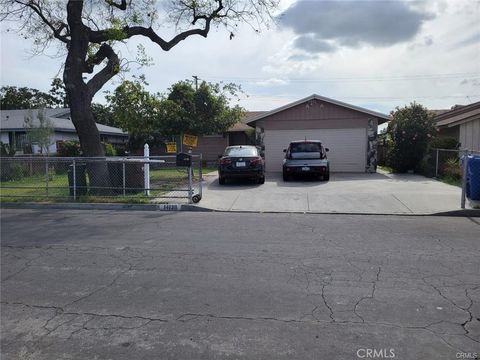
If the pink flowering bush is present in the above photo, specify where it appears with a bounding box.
[386,103,437,173]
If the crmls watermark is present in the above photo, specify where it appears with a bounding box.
[456,352,478,359]
[356,348,396,358]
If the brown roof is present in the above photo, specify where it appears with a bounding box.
[227,111,266,132]
[435,101,480,128]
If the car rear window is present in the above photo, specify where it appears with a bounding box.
[224,147,258,157]
[289,142,323,159]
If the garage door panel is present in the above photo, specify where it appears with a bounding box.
[264,128,366,172]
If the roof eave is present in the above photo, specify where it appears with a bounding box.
[435,101,480,121]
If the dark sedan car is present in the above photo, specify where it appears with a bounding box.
[218,146,265,185]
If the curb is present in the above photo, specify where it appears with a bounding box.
[1,202,479,217]
[180,208,480,217]
[0,202,213,212]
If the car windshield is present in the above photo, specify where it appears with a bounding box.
[224,147,258,157]
[289,142,322,159]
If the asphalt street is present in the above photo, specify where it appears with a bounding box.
[1,209,479,360]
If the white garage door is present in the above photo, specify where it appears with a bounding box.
[263,128,367,172]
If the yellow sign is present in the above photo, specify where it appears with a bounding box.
[165,142,177,153]
[183,134,198,147]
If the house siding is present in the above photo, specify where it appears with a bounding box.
[256,99,370,130]
[194,135,228,164]
[460,118,480,151]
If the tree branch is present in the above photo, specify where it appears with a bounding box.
[13,0,70,44]
[89,0,226,50]
[105,0,127,10]
[86,44,120,98]
[90,22,212,50]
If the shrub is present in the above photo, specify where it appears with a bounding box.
[57,140,81,157]
[386,103,437,173]
[442,158,462,180]
[1,162,27,181]
[0,142,16,156]
[102,142,117,156]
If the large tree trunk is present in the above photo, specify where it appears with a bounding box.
[63,0,111,195]
[66,86,112,195]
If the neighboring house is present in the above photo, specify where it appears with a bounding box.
[247,94,390,172]
[0,108,128,154]
[435,101,480,151]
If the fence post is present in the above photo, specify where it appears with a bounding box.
[461,150,469,209]
[199,154,203,198]
[45,157,49,197]
[188,164,193,204]
[122,159,126,196]
[144,144,150,196]
[73,158,77,200]
[435,148,439,178]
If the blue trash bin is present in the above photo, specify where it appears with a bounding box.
[466,155,480,201]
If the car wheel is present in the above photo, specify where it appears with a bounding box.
[219,177,226,185]
[258,176,265,184]
[283,172,289,181]
[324,171,330,181]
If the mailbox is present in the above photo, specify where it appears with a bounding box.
[176,152,192,167]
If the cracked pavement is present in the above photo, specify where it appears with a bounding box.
[1,209,479,359]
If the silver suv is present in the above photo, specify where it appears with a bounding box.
[282,140,330,181]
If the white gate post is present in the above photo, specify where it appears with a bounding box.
[144,143,150,196]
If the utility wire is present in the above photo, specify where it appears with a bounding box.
[202,72,480,83]
[238,94,480,103]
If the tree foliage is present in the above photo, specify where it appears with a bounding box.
[163,80,243,136]
[24,109,55,154]
[106,77,244,151]
[48,78,69,107]
[386,103,437,173]
[1,78,69,110]
[1,85,58,110]
[91,103,115,126]
[106,76,161,139]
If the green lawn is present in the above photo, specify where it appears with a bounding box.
[0,174,70,199]
[0,166,215,203]
[377,165,393,173]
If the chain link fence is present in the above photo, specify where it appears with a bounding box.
[0,155,203,204]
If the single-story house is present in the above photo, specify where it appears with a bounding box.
[435,101,480,151]
[247,94,390,172]
[0,108,128,154]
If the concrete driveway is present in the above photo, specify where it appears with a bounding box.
[199,171,464,214]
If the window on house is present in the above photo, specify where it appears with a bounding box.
[14,132,27,151]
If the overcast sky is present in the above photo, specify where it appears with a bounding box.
[1,0,479,115]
